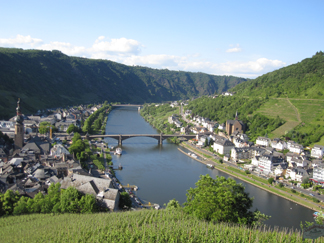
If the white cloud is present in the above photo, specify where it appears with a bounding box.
[0,34,43,47]
[38,41,86,56]
[90,36,142,55]
[226,44,242,53]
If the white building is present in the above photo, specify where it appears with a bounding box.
[256,137,271,147]
[311,145,324,158]
[312,164,324,183]
[271,138,287,151]
[287,141,304,154]
[213,135,234,156]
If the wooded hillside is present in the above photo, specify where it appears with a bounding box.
[0,48,246,118]
[231,51,324,99]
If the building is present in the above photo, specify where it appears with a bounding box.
[213,135,234,156]
[256,137,271,147]
[271,138,287,151]
[14,99,24,150]
[311,145,324,158]
[225,112,244,136]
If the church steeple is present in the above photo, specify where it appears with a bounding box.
[14,98,24,149]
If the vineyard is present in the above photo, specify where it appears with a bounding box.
[0,209,315,242]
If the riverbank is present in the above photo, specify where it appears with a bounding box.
[179,142,323,212]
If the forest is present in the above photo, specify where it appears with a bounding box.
[0,47,246,119]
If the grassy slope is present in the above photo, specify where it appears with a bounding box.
[231,52,324,140]
[0,209,310,242]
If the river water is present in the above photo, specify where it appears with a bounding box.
[104,106,314,230]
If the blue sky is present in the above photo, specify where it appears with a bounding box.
[1,0,323,78]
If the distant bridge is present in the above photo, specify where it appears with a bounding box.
[112,104,143,107]
[83,133,196,146]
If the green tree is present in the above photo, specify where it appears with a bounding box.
[268,178,274,185]
[119,192,132,210]
[66,124,79,134]
[184,175,260,225]
[0,190,20,216]
[38,121,57,134]
[166,199,181,210]
[60,187,81,213]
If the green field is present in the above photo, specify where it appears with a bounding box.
[256,98,299,122]
[290,99,324,124]
[0,209,313,242]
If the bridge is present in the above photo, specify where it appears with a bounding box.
[83,133,196,146]
[112,104,143,107]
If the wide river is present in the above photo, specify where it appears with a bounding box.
[105,106,314,230]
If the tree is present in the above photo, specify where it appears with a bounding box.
[166,199,181,210]
[66,124,79,134]
[119,192,132,210]
[184,175,261,225]
[0,190,20,216]
[268,178,274,185]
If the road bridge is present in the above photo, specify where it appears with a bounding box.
[83,133,196,146]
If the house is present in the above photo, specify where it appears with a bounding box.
[197,135,210,147]
[60,173,120,211]
[180,125,191,134]
[50,144,70,158]
[252,153,284,174]
[274,163,288,177]
[271,138,287,151]
[231,147,253,161]
[256,137,271,147]
[213,135,234,156]
[286,167,308,182]
[287,141,304,154]
[311,145,324,158]
[312,164,324,183]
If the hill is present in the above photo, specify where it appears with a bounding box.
[0,209,305,242]
[230,51,324,99]
[0,47,246,119]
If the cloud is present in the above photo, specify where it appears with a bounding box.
[226,44,242,53]
[38,41,87,56]
[90,36,142,55]
[0,34,43,47]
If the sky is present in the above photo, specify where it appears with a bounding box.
[0,0,323,78]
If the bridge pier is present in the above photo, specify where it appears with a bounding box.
[118,135,122,146]
[158,133,163,145]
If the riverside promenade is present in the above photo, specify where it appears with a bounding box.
[179,142,323,212]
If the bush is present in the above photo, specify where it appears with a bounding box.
[268,178,274,185]
[278,183,284,188]
[291,189,296,193]
[245,170,251,174]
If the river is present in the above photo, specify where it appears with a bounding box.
[104,106,314,230]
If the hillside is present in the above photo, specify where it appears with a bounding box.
[0,209,307,242]
[231,51,324,99]
[0,47,246,119]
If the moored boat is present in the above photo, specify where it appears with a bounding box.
[206,164,214,169]
[114,147,122,155]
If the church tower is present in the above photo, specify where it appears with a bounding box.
[14,98,24,149]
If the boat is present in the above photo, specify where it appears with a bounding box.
[154,204,161,210]
[114,147,122,155]
[206,164,214,169]
[313,211,320,218]
[191,153,197,159]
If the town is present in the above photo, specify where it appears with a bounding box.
[168,97,324,191]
